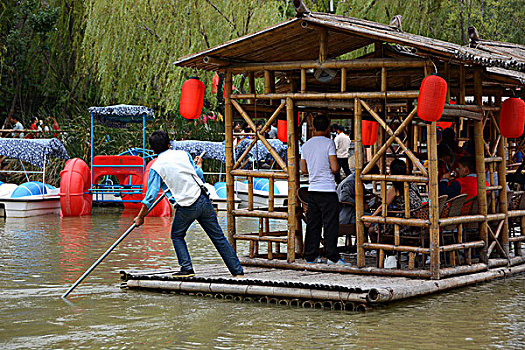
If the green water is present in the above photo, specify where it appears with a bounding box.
[0,208,524,349]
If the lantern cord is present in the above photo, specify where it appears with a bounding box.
[430,59,438,74]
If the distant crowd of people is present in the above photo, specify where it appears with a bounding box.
[3,115,60,139]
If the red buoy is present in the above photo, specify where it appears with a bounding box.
[180,78,205,120]
[362,120,378,146]
[277,120,287,143]
[500,97,525,138]
[417,74,447,122]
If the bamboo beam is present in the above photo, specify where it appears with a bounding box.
[231,99,288,171]
[361,216,429,227]
[474,69,488,264]
[224,71,236,248]
[427,122,440,279]
[439,241,485,252]
[232,91,420,100]
[232,209,288,219]
[360,174,428,183]
[228,58,427,72]
[361,100,428,177]
[354,98,366,267]
[230,169,288,179]
[363,243,430,254]
[286,97,297,263]
[439,215,485,226]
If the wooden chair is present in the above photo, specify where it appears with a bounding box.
[376,196,447,269]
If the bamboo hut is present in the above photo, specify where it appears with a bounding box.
[175,2,525,280]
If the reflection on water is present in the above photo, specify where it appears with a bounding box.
[0,208,524,349]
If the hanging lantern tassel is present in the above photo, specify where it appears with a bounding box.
[180,77,205,120]
[500,97,525,139]
[417,74,447,122]
[362,120,379,146]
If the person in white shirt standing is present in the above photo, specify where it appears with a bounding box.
[333,124,351,183]
[300,114,346,265]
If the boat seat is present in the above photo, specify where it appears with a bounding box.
[91,155,144,185]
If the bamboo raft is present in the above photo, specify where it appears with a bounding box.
[121,261,525,311]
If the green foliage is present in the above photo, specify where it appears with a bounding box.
[0,0,523,184]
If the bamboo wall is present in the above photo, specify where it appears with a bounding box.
[221,33,524,279]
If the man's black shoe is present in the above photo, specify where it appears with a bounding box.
[172,269,195,278]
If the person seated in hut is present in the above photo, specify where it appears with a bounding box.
[441,127,469,158]
[439,156,488,200]
[437,144,458,180]
[365,159,422,237]
[337,163,379,244]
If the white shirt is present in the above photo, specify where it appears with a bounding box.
[151,149,204,206]
[301,136,337,192]
[334,132,350,158]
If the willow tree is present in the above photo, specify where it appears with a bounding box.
[79,0,288,121]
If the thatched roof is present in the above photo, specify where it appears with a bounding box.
[175,12,525,80]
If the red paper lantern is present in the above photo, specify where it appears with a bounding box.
[211,73,219,94]
[277,120,287,143]
[500,97,525,138]
[417,74,447,122]
[180,78,205,120]
[362,120,379,146]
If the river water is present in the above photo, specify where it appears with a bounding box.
[0,208,524,349]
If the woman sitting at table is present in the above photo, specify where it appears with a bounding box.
[365,158,422,236]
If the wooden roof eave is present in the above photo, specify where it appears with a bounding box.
[304,14,524,71]
[173,18,301,70]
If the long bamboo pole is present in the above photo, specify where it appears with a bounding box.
[474,69,488,264]
[286,97,297,263]
[225,71,236,248]
[354,98,366,267]
[62,193,166,298]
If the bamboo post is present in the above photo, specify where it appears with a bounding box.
[474,69,488,264]
[319,28,328,62]
[301,69,306,93]
[355,98,366,267]
[286,97,297,262]
[496,94,509,258]
[427,122,440,279]
[224,70,236,248]
[341,68,347,92]
[248,72,255,104]
[459,64,466,135]
[248,177,254,210]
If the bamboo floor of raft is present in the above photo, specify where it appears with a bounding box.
[121,259,525,310]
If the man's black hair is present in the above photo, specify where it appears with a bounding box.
[336,124,345,132]
[313,114,330,131]
[437,144,452,158]
[458,155,476,174]
[149,130,170,155]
